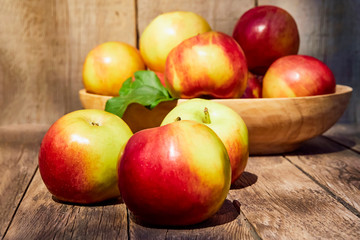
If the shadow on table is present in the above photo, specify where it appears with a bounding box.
[131,198,240,230]
[231,171,258,190]
[52,196,124,206]
[284,135,356,156]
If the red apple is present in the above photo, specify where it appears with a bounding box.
[232,5,299,75]
[38,109,133,204]
[118,120,231,226]
[161,99,249,183]
[83,41,146,96]
[242,72,263,98]
[130,71,166,87]
[262,55,336,97]
[165,31,248,99]
[155,71,166,87]
[140,11,211,73]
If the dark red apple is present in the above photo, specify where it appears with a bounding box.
[232,5,300,75]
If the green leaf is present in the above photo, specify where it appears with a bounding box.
[105,70,176,118]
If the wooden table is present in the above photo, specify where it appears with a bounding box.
[1,123,359,240]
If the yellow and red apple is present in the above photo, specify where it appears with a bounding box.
[118,120,231,226]
[241,72,263,98]
[262,55,336,98]
[161,99,248,183]
[233,5,299,75]
[38,109,133,204]
[139,11,211,73]
[165,31,248,99]
[83,41,145,96]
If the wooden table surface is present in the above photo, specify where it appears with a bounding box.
[1,123,359,240]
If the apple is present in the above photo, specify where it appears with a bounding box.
[139,11,211,73]
[161,99,248,183]
[38,109,133,204]
[155,71,166,87]
[242,72,263,98]
[131,71,166,87]
[118,120,231,226]
[165,31,248,99]
[262,55,336,98]
[232,5,299,75]
[83,41,145,96]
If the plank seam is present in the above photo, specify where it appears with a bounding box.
[127,208,131,240]
[322,135,360,155]
[283,156,360,219]
[2,166,39,240]
[231,198,262,240]
[135,0,139,49]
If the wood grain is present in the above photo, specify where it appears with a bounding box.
[259,0,360,124]
[0,125,46,238]
[4,171,128,240]
[230,154,360,239]
[324,123,360,153]
[285,136,360,213]
[0,143,39,238]
[0,0,136,126]
[128,195,255,240]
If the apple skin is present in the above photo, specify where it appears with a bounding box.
[232,5,299,75]
[242,72,263,98]
[140,11,211,73]
[161,99,248,183]
[262,55,336,98]
[83,41,145,96]
[118,120,231,226]
[165,31,248,99]
[155,71,166,87]
[38,109,133,204]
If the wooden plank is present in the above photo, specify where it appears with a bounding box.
[259,0,360,124]
[137,0,255,37]
[285,136,360,213]
[4,171,128,240]
[323,124,360,153]
[128,193,257,240]
[230,155,360,239]
[0,0,137,126]
[0,125,46,238]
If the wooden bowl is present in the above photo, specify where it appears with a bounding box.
[79,85,352,155]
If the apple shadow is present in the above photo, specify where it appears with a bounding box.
[231,171,258,190]
[131,198,240,229]
[52,196,124,206]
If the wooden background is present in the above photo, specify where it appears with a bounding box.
[0,0,359,128]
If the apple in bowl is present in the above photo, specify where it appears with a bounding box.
[140,11,211,73]
[165,31,248,99]
[242,72,263,98]
[83,41,145,96]
[38,109,133,204]
[118,120,231,226]
[232,5,299,75]
[262,55,336,98]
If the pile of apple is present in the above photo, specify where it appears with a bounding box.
[39,5,337,226]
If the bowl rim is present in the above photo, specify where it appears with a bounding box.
[79,84,352,101]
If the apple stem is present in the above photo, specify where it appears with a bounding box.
[91,122,100,126]
[203,107,211,124]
